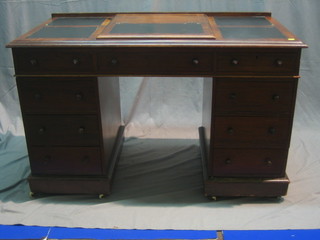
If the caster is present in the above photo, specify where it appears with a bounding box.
[98,194,105,199]
[29,192,36,198]
[207,195,217,201]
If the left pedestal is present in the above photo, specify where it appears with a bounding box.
[16,76,123,196]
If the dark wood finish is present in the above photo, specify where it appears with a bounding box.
[204,176,290,198]
[29,147,102,175]
[214,78,297,116]
[8,13,306,198]
[215,48,300,76]
[17,77,99,114]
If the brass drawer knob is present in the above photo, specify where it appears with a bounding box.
[192,58,199,65]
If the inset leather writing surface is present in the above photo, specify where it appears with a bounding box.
[49,17,106,26]
[215,16,271,26]
[27,27,97,38]
[98,13,215,39]
[110,23,203,34]
[220,27,285,39]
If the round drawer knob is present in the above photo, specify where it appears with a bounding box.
[111,58,118,65]
[73,58,80,65]
[34,93,42,100]
[81,156,90,164]
[227,127,234,135]
[225,158,232,164]
[75,92,83,101]
[38,127,46,135]
[229,93,237,100]
[268,127,276,135]
[192,58,199,65]
[275,59,283,67]
[272,94,280,101]
[231,59,239,65]
[78,127,85,134]
[30,59,38,66]
[265,159,273,166]
[43,155,51,165]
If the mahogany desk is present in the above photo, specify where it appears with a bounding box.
[7,12,307,198]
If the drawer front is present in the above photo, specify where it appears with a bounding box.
[17,78,99,114]
[214,78,297,116]
[213,117,291,148]
[97,49,213,75]
[29,147,102,175]
[212,148,288,177]
[13,48,95,74]
[215,49,300,75]
[24,115,100,146]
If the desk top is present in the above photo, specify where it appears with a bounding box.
[7,12,307,48]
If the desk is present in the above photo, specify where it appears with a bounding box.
[7,12,307,198]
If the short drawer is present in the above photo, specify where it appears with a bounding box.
[17,77,99,114]
[212,148,288,177]
[24,115,100,146]
[29,147,102,175]
[215,49,300,75]
[97,48,213,75]
[213,116,292,148]
[13,48,95,75]
[214,78,297,116]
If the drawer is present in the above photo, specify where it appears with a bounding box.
[24,115,100,146]
[215,49,300,76]
[212,148,288,177]
[97,48,213,75]
[214,78,297,116]
[17,77,99,114]
[13,48,95,75]
[213,117,291,148]
[29,147,102,175]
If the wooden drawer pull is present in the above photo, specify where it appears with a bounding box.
[111,58,118,65]
[38,127,46,135]
[265,159,273,166]
[78,127,85,134]
[229,93,237,100]
[192,58,200,65]
[29,59,38,66]
[227,127,234,135]
[272,94,280,101]
[72,58,80,65]
[75,92,83,101]
[225,158,232,164]
[268,127,276,135]
[34,93,42,100]
[275,59,283,67]
[231,59,239,65]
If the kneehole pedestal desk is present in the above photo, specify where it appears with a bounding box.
[7,12,307,199]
